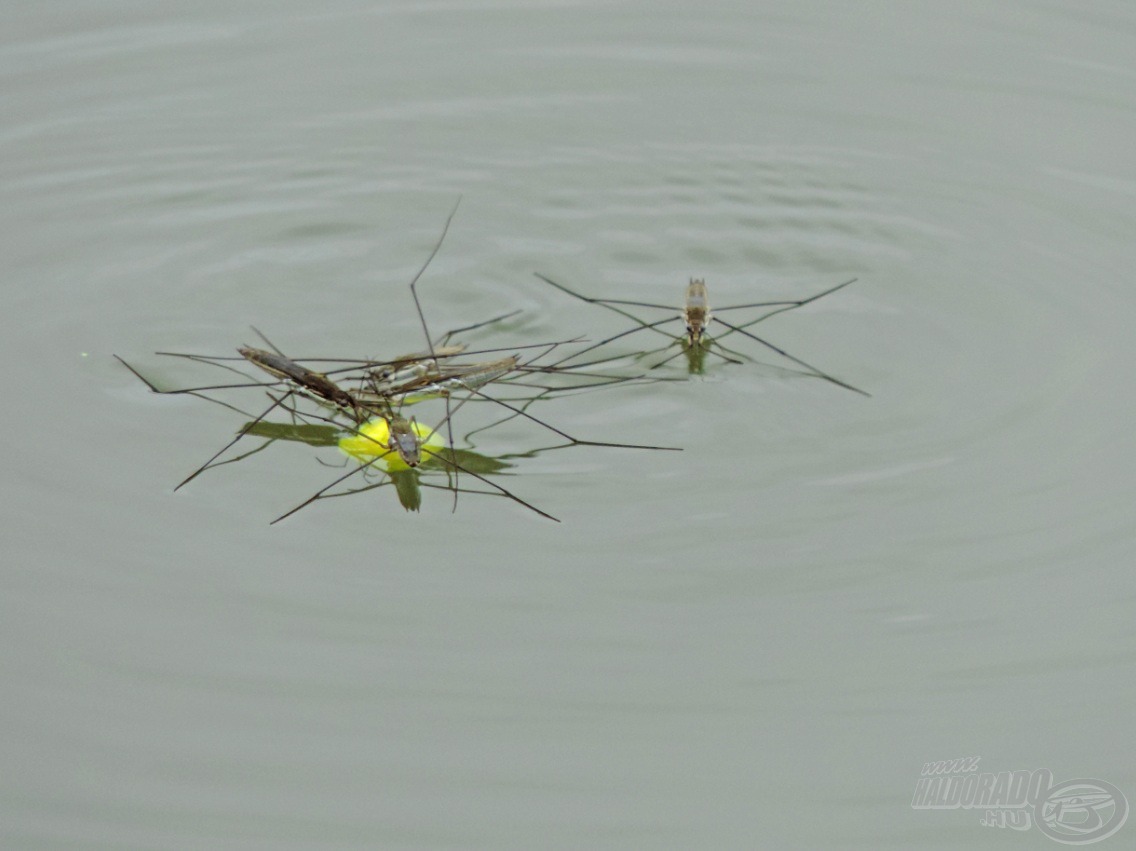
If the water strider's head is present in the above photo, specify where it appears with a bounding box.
[682,278,711,347]
[338,416,443,470]
[368,360,434,394]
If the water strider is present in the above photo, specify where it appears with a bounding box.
[237,346,369,418]
[533,272,869,394]
[361,354,522,402]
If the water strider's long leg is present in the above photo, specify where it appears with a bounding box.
[580,295,793,311]
[702,335,854,384]
[702,278,863,369]
[457,359,683,437]
[271,447,396,524]
[188,436,276,474]
[460,388,550,443]
[460,386,681,452]
[534,272,677,335]
[268,396,559,523]
[544,316,688,368]
[714,278,858,328]
[418,443,559,521]
[441,394,460,513]
[263,389,408,521]
[710,317,870,397]
[116,353,324,485]
[695,277,863,385]
[316,457,553,520]
[422,390,547,516]
[407,197,461,365]
[434,308,523,348]
[492,374,667,396]
[398,393,561,521]
[174,392,298,490]
[514,349,635,373]
[153,351,267,382]
[250,326,286,357]
[115,354,279,395]
[533,273,685,357]
[589,277,858,317]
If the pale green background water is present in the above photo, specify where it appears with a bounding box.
[3,1,1135,848]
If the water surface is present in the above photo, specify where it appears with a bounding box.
[3,1,1135,847]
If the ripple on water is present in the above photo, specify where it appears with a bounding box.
[479,143,922,300]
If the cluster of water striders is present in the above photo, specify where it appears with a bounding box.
[117,205,867,523]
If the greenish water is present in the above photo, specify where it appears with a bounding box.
[3,1,1135,847]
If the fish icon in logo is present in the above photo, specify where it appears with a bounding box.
[1035,779,1128,844]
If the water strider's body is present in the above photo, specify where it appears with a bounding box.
[384,415,423,467]
[237,347,358,412]
[367,344,468,384]
[362,355,521,401]
[681,278,711,347]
